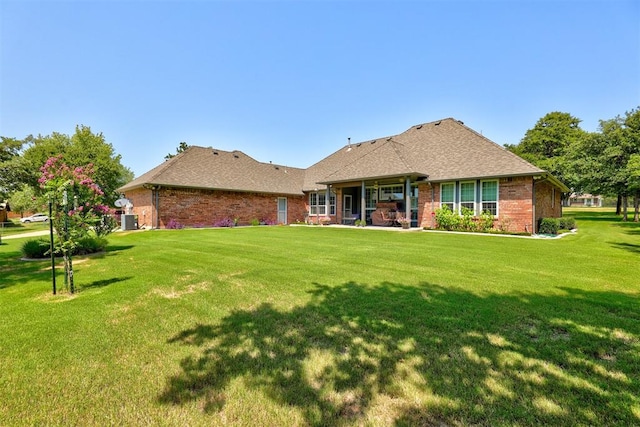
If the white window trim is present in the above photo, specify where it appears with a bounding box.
[480,179,499,216]
[308,191,335,216]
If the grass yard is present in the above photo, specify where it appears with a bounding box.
[0,220,50,238]
[0,208,638,426]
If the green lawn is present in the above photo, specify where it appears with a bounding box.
[0,209,638,426]
[0,219,50,238]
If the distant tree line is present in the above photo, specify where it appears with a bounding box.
[506,108,640,222]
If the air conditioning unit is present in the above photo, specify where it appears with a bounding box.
[121,214,136,231]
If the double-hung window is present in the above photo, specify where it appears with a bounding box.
[481,180,498,215]
[309,191,335,216]
[440,183,455,211]
[459,181,476,214]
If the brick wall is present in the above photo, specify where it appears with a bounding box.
[418,183,436,228]
[124,187,306,228]
[415,178,537,233]
[534,180,562,226]
[498,176,534,233]
[127,187,155,228]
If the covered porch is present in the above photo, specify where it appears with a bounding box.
[327,176,423,227]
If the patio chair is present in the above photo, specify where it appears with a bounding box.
[371,209,394,226]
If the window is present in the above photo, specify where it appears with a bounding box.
[309,191,335,216]
[379,185,404,200]
[329,192,336,215]
[365,187,378,209]
[440,183,455,211]
[481,180,498,215]
[459,181,476,214]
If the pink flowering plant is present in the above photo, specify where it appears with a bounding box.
[39,155,110,293]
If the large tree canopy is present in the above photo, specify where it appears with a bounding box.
[569,107,640,220]
[0,137,30,200]
[20,126,133,205]
[506,112,587,191]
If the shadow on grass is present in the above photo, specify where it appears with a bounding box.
[613,221,640,236]
[610,242,640,254]
[0,244,134,290]
[0,259,50,290]
[159,282,640,426]
[79,276,133,290]
[106,244,135,254]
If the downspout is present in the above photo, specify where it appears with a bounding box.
[531,178,536,234]
[154,186,160,229]
[430,182,435,229]
[361,181,366,223]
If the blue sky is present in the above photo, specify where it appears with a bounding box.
[1,0,638,177]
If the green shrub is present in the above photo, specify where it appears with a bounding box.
[559,217,576,230]
[74,236,107,255]
[21,239,52,258]
[250,218,260,226]
[21,236,107,258]
[478,210,495,232]
[459,207,476,231]
[538,218,559,235]
[435,206,460,231]
[94,215,117,237]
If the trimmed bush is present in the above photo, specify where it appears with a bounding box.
[434,206,496,233]
[74,236,108,255]
[538,218,559,235]
[559,217,576,230]
[21,236,107,258]
[21,239,52,258]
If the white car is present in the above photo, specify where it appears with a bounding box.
[20,213,49,223]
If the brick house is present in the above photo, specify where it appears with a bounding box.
[119,118,568,233]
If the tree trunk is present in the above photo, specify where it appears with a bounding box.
[616,194,622,215]
[621,195,628,222]
[634,191,640,222]
[63,253,75,294]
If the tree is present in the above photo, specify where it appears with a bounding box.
[569,107,640,221]
[39,155,110,293]
[0,137,30,200]
[21,126,133,205]
[8,185,40,216]
[506,112,587,193]
[165,142,190,160]
[629,154,640,221]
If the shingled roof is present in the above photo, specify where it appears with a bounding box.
[120,118,568,195]
[119,146,305,195]
[308,118,553,189]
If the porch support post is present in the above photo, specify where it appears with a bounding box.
[325,186,331,219]
[361,181,366,223]
[405,177,411,223]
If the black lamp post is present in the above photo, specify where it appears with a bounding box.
[49,196,56,295]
